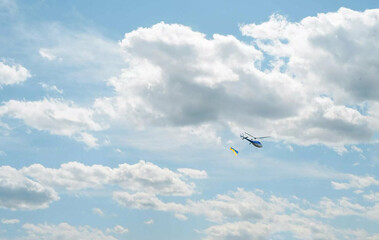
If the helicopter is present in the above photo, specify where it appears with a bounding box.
[240,132,270,148]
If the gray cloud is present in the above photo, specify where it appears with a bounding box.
[0,166,59,210]
[0,160,206,211]
[94,12,379,149]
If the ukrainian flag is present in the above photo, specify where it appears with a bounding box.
[230,147,238,156]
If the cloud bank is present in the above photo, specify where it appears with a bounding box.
[92,8,379,150]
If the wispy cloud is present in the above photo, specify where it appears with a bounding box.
[22,222,117,240]
[1,218,20,224]
[331,175,379,190]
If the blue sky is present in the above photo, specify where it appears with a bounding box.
[1,0,379,239]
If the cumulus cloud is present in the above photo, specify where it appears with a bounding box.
[114,188,378,239]
[21,222,117,240]
[111,161,197,196]
[2,8,377,150]
[0,61,31,86]
[94,22,300,129]
[0,160,205,211]
[0,166,59,210]
[93,9,379,150]
[241,8,379,103]
[113,191,187,213]
[239,8,379,148]
[21,160,204,196]
[113,188,298,223]
[1,8,377,150]
[0,98,104,147]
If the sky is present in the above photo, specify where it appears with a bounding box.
[1,0,379,239]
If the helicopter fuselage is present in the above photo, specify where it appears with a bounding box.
[247,139,263,148]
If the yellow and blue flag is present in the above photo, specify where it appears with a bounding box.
[230,147,238,156]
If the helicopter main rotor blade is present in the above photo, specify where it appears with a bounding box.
[244,132,256,139]
[256,136,270,139]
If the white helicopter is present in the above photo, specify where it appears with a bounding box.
[240,132,270,148]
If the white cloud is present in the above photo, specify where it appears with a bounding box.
[239,7,379,150]
[364,192,379,202]
[174,213,188,221]
[111,161,197,196]
[179,124,222,145]
[0,61,31,86]
[307,197,365,218]
[92,208,104,216]
[93,11,379,150]
[21,160,203,196]
[202,215,372,240]
[75,132,99,148]
[106,225,128,234]
[21,222,117,240]
[114,188,376,240]
[2,8,378,151]
[113,188,295,223]
[0,166,59,210]
[241,8,379,103]
[40,82,63,94]
[113,191,187,213]
[331,174,379,190]
[1,218,20,224]
[203,221,270,240]
[21,162,112,191]
[177,168,208,179]
[269,97,373,148]
[354,190,364,194]
[144,219,154,225]
[39,48,58,61]
[366,203,379,222]
[94,22,299,131]
[351,145,363,153]
[0,98,104,147]
[0,160,205,211]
